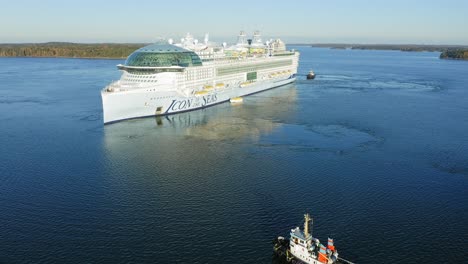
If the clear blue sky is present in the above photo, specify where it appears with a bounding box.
[2,0,467,44]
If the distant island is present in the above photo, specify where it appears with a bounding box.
[309,44,468,60]
[0,42,467,61]
[310,43,463,52]
[0,42,146,59]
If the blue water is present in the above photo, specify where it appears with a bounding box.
[0,48,467,263]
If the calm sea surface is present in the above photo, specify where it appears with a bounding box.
[0,47,467,264]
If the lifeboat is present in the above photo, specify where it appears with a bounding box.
[203,85,214,91]
[230,97,243,103]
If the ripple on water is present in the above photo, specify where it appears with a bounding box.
[0,95,55,105]
[312,74,442,93]
[256,123,383,153]
[66,110,102,122]
[432,149,468,176]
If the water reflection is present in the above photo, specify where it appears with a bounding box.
[101,83,298,190]
[103,83,298,145]
[96,84,301,264]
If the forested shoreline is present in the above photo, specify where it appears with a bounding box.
[310,43,468,60]
[0,43,146,59]
[439,50,468,60]
[1,42,467,60]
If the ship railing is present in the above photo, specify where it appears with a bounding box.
[105,83,128,93]
[272,51,296,56]
[104,80,144,93]
[202,57,267,66]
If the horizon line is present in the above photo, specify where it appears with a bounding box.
[1,41,468,47]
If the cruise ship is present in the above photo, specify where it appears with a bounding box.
[101,31,299,124]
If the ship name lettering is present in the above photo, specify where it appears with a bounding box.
[202,94,217,106]
[170,99,193,111]
[168,94,217,113]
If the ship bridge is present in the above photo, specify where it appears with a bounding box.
[117,42,203,73]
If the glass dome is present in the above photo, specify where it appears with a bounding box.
[125,43,202,67]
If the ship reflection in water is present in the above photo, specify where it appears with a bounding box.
[102,83,297,196]
[103,83,297,145]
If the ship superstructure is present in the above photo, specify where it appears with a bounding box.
[274,214,353,264]
[290,213,339,264]
[101,31,299,124]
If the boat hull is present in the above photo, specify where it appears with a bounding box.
[102,76,296,124]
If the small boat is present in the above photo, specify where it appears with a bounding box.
[230,97,243,103]
[307,70,316,80]
[273,213,354,264]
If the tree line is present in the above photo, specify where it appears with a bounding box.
[1,42,467,61]
[311,43,468,60]
[0,43,146,58]
[440,49,468,60]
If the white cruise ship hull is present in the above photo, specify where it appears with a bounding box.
[102,76,295,124]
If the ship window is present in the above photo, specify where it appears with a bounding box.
[125,51,202,67]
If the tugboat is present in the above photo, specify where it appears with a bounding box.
[307,70,316,80]
[273,213,354,264]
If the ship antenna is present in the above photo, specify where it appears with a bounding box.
[304,213,312,238]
